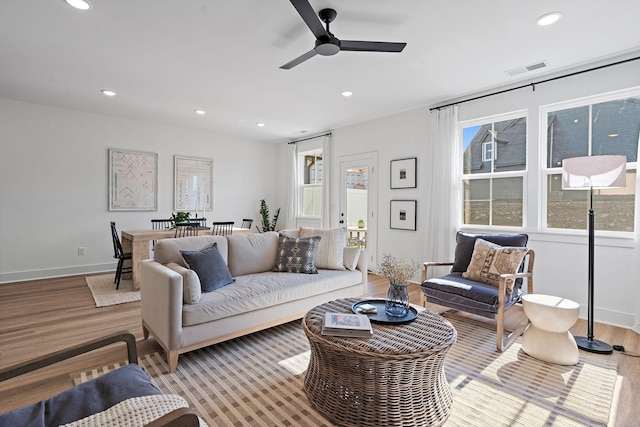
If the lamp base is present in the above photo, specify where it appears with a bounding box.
[574,336,613,354]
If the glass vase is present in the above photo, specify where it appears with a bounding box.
[385,282,410,317]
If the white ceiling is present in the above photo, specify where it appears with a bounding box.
[2,1,640,143]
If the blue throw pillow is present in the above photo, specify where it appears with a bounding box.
[180,243,233,292]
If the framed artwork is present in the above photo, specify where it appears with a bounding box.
[390,200,417,230]
[108,148,158,211]
[390,157,417,189]
[174,156,213,213]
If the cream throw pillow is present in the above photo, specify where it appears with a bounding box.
[166,262,201,304]
[343,247,360,271]
[462,238,528,294]
[299,227,346,270]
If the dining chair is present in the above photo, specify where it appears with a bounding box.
[110,221,132,289]
[190,217,207,228]
[241,218,253,229]
[175,223,199,238]
[151,219,172,230]
[211,221,234,236]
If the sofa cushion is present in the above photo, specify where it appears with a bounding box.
[343,247,360,271]
[299,227,346,270]
[452,232,528,273]
[273,235,321,274]
[180,243,234,293]
[226,232,279,276]
[182,268,363,326]
[166,262,201,304]
[154,235,228,267]
[462,238,529,294]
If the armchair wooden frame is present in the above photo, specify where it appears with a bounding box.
[0,332,199,427]
[420,249,535,352]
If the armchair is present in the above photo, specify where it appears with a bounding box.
[420,232,534,352]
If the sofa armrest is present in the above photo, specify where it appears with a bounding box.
[140,260,184,351]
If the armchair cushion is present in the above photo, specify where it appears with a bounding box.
[422,272,523,318]
[452,232,528,273]
[462,238,529,294]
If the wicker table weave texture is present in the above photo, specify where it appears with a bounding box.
[302,298,457,427]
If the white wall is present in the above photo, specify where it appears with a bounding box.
[0,98,277,282]
[275,58,640,329]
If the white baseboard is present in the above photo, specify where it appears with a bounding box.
[0,262,115,284]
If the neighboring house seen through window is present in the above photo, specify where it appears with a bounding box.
[461,113,527,227]
[300,149,323,217]
[543,92,639,233]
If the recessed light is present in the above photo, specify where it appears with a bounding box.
[101,90,116,97]
[341,91,353,97]
[608,133,620,138]
[194,110,206,115]
[65,0,92,10]
[536,11,562,26]
[256,122,265,127]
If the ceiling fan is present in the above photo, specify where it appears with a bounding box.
[280,0,407,70]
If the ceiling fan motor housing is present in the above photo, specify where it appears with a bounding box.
[315,36,340,56]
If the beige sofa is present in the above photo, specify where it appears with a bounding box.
[140,229,367,372]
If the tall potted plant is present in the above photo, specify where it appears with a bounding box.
[257,199,280,232]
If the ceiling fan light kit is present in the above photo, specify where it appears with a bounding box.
[281,0,407,70]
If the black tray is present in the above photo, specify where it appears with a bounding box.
[352,299,418,324]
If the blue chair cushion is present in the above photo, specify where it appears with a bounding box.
[421,272,523,318]
[0,364,160,427]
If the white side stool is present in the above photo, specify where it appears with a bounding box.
[521,294,580,365]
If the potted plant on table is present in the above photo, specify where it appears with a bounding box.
[170,211,190,229]
[378,253,420,317]
[257,199,280,232]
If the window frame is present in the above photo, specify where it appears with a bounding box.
[298,149,323,219]
[482,141,494,162]
[459,109,529,230]
[539,87,640,237]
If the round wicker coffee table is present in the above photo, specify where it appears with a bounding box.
[302,298,457,427]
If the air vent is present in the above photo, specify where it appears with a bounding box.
[505,61,548,76]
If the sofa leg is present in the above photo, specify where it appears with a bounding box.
[168,350,179,373]
[142,324,149,340]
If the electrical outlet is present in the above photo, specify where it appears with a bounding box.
[78,247,86,256]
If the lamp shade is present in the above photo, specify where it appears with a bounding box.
[561,155,626,190]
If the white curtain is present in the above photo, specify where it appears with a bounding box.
[285,143,299,230]
[424,105,460,269]
[321,134,331,228]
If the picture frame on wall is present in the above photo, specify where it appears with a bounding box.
[174,156,213,213]
[390,200,417,230]
[390,157,417,189]
[108,148,158,211]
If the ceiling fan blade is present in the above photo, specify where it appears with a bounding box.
[280,48,318,70]
[340,40,407,53]
[289,0,327,39]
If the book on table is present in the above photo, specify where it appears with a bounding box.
[322,312,373,338]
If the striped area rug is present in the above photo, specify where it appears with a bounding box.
[74,315,617,426]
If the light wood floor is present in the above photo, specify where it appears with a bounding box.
[1,273,638,425]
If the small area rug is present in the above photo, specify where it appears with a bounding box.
[74,315,616,426]
[85,274,140,307]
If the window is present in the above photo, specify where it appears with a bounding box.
[300,150,323,217]
[482,141,494,162]
[543,92,639,233]
[461,113,527,227]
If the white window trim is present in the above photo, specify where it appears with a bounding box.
[539,86,640,237]
[298,149,323,219]
[459,109,529,230]
[482,141,494,162]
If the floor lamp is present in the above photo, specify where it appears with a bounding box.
[561,155,627,354]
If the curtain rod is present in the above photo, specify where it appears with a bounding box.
[288,132,332,144]
[429,55,640,111]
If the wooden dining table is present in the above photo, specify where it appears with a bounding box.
[121,227,251,290]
